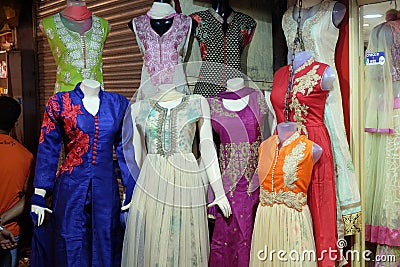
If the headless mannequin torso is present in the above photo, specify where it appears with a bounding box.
[31,79,101,225]
[287,0,346,62]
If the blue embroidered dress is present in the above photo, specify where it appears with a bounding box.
[32,84,137,267]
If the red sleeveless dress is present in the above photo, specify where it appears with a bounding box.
[271,58,338,267]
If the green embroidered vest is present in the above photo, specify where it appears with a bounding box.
[42,13,109,92]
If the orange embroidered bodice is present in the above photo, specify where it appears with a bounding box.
[258,132,315,211]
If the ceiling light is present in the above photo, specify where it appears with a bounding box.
[363,14,383,19]
[363,23,370,27]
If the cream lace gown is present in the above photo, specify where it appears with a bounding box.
[282,0,361,238]
[122,95,214,267]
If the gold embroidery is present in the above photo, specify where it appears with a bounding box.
[257,91,269,115]
[219,139,261,196]
[283,141,306,190]
[290,64,321,136]
[343,212,362,236]
[260,188,307,212]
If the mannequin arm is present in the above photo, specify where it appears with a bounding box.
[332,2,346,28]
[121,102,146,211]
[321,66,335,90]
[198,97,232,218]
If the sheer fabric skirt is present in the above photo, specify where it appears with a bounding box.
[249,204,317,267]
[121,153,209,267]
[365,109,400,247]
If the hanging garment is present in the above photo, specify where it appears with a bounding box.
[132,13,192,100]
[122,95,216,267]
[364,20,400,262]
[282,0,361,236]
[32,84,135,267]
[207,87,269,266]
[249,132,317,267]
[42,14,109,93]
[191,8,256,97]
[271,58,338,267]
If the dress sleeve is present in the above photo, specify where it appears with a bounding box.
[114,96,138,204]
[34,94,63,191]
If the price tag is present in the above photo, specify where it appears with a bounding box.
[366,52,385,65]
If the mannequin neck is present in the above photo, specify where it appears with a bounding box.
[296,0,323,8]
[293,51,313,70]
[81,79,100,98]
[226,78,245,92]
[62,5,92,21]
[154,84,185,102]
[277,122,298,146]
[212,0,232,19]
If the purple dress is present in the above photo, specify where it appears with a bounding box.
[207,87,268,267]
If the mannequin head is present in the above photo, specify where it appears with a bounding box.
[66,0,86,6]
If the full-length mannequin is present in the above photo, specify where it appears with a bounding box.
[31,79,101,224]
[277,121,322,162]
[121,85,231,266]
[30,78,133,267]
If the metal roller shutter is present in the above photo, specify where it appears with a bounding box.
[35,0,152,114]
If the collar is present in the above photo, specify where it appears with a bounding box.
[74,82,103,99]
[208,7,236,25]
[276,131,300,148]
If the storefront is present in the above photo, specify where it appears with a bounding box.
[2,0,399,266]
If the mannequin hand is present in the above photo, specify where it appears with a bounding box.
[208,196,232,218]
[121,201,132,211]
[31,205,52,226]
[30,193,52,226]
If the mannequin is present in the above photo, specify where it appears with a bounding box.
[277,121,322,162]
[206,77,270,266]
[129,1,191,98]
[30,79,133,267]
[190,3,256,97]
[121,86,231,266]
[31,79,101,223]
[293,51,335,90]
[39,0,110,93]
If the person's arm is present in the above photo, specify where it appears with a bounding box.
[0,175,30,225]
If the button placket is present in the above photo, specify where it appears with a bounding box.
[92,115,99,164]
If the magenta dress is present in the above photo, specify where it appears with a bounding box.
[207,87,268,266]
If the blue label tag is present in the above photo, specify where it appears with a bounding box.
[366,52,385,65]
